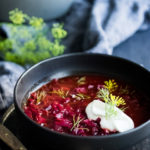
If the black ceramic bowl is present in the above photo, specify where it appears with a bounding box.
[14,53,150,150]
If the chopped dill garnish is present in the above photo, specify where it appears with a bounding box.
[119,85,135,96]
[36,91,46,104]
[104,79,118,93]
[71,115,88,132]
[49,89,69,99]
[71,115,83,131]
[120,106,128,112]
[72,93,90,100]
[119,85,129,95]
[77,76,86,85]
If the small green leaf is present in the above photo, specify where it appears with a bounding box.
[96,86,126,119]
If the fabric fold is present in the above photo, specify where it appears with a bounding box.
[83,0,150,54]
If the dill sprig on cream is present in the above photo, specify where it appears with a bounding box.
[96,80,126,118]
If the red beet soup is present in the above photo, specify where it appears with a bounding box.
[24,75,150,136]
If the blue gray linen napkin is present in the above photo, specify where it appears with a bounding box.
[0,62,25,113]
[62,0,150,54]
[84,0,150,54]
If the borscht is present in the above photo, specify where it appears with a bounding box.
[24,75,150,136]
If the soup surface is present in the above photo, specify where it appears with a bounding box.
[24,75,150,136]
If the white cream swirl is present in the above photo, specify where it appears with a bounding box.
[86,100,134,132]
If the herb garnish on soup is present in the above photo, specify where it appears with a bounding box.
[24,75,150,136]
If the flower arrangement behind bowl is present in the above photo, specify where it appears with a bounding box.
[0,9,67,66]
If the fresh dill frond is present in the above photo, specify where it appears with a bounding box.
[49,89,69,99]
[96,88,109,102]
[119,85,129,95]
[77,76,86,85]
[73,93,90,100]
[105,104,118,119]
[71,115,84,131]
[36,91,46,104]
[96,88,126,118]
[120,106,128,112]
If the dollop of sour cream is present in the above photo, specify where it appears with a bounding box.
[86,100,134,132]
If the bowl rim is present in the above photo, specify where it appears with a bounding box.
[14,52,150,139]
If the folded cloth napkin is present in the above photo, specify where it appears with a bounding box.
[0,62,25,113]
[83,0,150,54]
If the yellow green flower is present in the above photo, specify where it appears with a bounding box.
[110,94,126,106]
[9,8,27,25]
[51,23,67,39]
[29,17,44,29]
[104,79,118,92]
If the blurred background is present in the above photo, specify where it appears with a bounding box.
[0,0,150,149]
